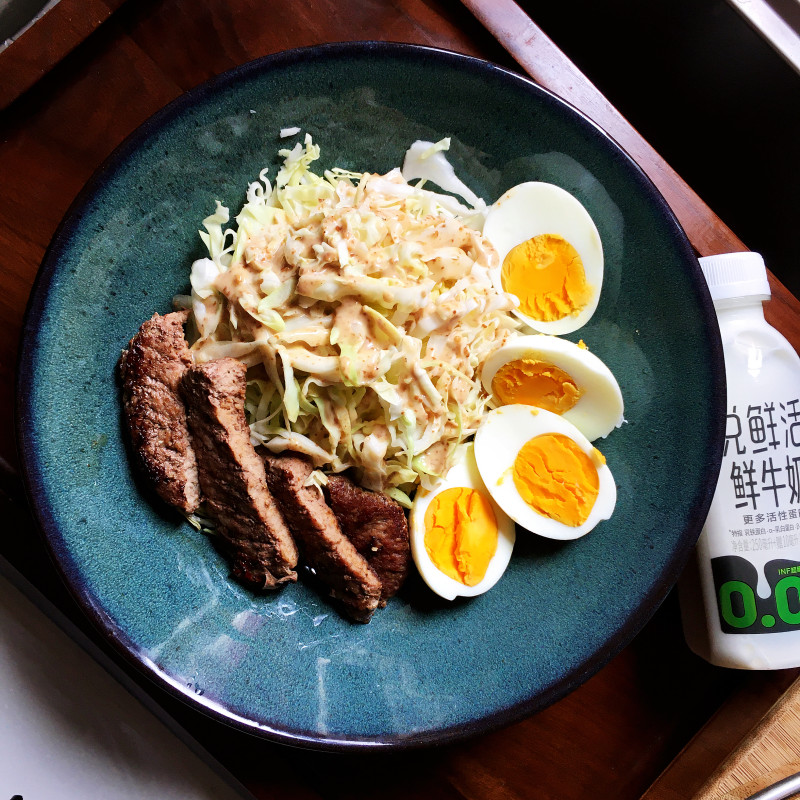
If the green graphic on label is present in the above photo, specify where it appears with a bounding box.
[711,556,800,633]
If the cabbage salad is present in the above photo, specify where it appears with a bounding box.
[185,135,518,506]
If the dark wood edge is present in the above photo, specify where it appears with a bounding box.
[459,0,748,259]
[0,0,128,111]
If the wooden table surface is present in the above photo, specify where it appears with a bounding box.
[2,1,800,798]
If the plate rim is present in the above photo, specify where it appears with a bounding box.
[14,40,726,751]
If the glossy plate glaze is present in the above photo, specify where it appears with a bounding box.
[16,42,724,750]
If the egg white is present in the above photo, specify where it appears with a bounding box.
[410,445,516,600]
[474,405,617,541]
[481,334,624,441]
[482,182,604,335]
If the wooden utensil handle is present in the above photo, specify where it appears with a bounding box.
[692,676,800,799]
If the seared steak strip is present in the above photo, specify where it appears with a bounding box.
[120,310,200,514]
[263,453,381,623]
[180,359,298,589]
[326,475,411,604]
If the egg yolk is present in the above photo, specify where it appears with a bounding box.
[424,487,498,586]
[512,433,599,526]
[491,357,582,414]
[501,233,592,322]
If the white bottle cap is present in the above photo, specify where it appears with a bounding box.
[698,252,771,302]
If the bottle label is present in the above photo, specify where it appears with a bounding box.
[710,398,800,633]
[725,400,800,528]
[712,555,800,633]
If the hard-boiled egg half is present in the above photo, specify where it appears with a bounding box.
[474,405,616,541]
[483,182,604,335]
[410,444,516,600]
[481,334,624,441]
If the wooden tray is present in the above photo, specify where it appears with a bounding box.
[3,0,800,795]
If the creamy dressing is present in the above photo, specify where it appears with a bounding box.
[189,139,519,497]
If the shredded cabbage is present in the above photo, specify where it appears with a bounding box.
[186,135,519,503]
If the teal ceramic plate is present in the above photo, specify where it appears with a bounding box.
[16,42,724,749]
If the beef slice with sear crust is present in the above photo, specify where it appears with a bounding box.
[325,474,411,604]
[180,358,298,589]
[120,310,201,514]
[263,453,381,623]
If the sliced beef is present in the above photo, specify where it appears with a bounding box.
[180,358,298,589]
[263,453,381,623]
[120,310,200,514]
[325,475,410,604]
